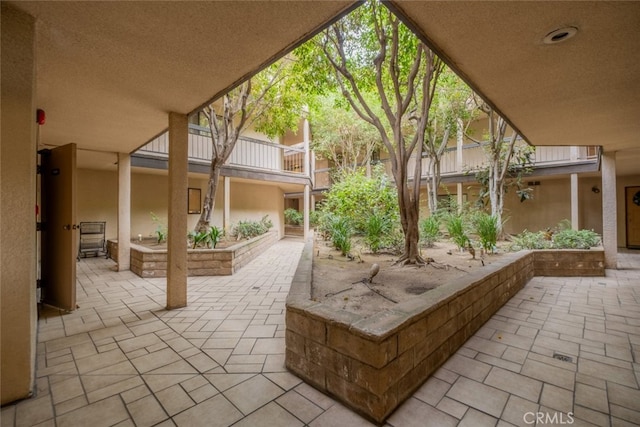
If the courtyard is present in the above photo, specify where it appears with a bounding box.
[2,238,639,427]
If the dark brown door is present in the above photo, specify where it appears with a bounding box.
[40,143,77,311]
[626,186,640,249]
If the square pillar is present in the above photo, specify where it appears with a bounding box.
[570,173,579,230]
[167,113,189,309]
[1,3,37,404]
[117,153,131,271]
[303,184,310,240]
[601,151,617,269]
[223,176,231,234]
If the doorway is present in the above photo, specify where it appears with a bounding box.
[626,186,640,249]
[39,143,78,311]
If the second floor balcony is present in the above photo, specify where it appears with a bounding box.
[313,143,601,191]
[134,124,309,180]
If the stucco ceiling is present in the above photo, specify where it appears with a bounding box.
[387,1,640,154]
[10,0,357,156]
[8,1,640,174]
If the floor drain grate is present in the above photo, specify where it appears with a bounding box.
[552,353,573,363]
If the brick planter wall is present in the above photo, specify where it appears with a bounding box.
[285,244,604,424]
[107,231,278,278]
[534,249,605,276]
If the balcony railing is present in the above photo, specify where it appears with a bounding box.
[136,124,307,175]
[313,144,599,190]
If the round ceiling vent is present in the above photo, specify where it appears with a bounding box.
[543,26,578,44]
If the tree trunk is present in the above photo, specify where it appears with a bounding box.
[195,161,222,233]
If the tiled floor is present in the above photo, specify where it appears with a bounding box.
[2,242,639,427]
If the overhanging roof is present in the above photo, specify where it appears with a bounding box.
[7,1,640,173]
[387,1,640,154]
[8,1,357,166]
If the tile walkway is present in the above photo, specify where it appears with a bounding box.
[2,241,639,427]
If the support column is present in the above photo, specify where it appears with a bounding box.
[456,118,464,212]
[302,115,311,240]
[167,113,189,309]
[570,173,579,230]
[601,151,617,269]
[117,153,131,271]
[1,3,37,404]
[223,176,231,234]
[303,185,310,240]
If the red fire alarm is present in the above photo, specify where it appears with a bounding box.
[36,109,46,125]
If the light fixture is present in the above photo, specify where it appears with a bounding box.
[543,26,578,45]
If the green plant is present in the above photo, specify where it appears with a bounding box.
[232,215,273,240]
[507,230,551,251]
[150,212,167,244]
[445,213,469,250]
[320,167,398,234]
[329,216,353,255]
[419,216,441,248]
[473,212,499,252]
[284,208,303,226]
[363,211,393,253]
[207,226,224,248]
[191,230,209,249]
[552,229,601,249]
[309,210,321,227]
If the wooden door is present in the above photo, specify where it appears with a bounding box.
[626,186,640,249]
[40,143,77,311]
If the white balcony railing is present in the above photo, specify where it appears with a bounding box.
[314,143,599,189]
[136,125,307,175]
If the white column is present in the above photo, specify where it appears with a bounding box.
[223,176,231,234]
[117,153,131,271]
[303,185,310,240]
[456,118,464,212]
[166,113,189,309]
[601,151,617,269]
[570,173,579,230]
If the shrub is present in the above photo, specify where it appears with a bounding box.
[309,210,321,227]
[329,216,353,255]
[419,216,441,248]
[321,167,398,234]
[207,226,224,248]
[189,225,225,248]
[508,230,551,251]
[284,208,303,226]
[150,212,167,243]
[232,215,273,240]
[552,229,601,249]
[363,211,393,253]
[445,213,469,250]
[473,212,499,253]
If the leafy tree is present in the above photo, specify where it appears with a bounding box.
[468,98,534,234]
[423,70,476,214]
[295,1,444,264]
[195,59,305,232]
[309,93,382,177]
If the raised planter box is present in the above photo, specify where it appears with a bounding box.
[107,231,278,278]
[285,245,604,424]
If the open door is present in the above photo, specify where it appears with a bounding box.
[626,186,640,249]
[40,143,77,311]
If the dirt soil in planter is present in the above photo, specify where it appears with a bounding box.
[312,238,506,318]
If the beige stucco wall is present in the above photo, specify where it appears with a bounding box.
[78,170,284,241]
[439,176,607,237]
[1,3,38,404]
